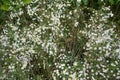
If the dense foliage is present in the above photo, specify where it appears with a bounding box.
[0,0,120,80]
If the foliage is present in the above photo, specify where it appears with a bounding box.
[0,0,120,80]
[0,0,32,11]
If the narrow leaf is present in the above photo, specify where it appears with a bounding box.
[109,0,114,4]
[22,0,32,4]
[1,5,10,11]
[82,0,88,5]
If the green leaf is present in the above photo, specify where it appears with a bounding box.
[36,75,41,80]
[22,0,32,4]
[116,0,120,4]
[109,0,114,4]
[82,0,88,5]
[76,61,83,69]
[2,0,11,5]
[1,4,10,11]
[98,0,102,5]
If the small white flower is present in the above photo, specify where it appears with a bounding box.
[77,0,81,3]
[74,22,79,27]
[73,61,77,66]
[21,61,28,69]
[21,38,26,42]
[111,63,116,67]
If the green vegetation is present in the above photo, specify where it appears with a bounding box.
[0,0,120,80]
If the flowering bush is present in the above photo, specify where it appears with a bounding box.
[0,0,120,80]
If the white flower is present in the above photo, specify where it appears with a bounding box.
[8,65,15,69]
[74,22,79,27]
[21,38,26,42]
[21,60,28,69]
[97,57,103,61]
[77,0,81,3]
[111,63,116,67]
[73,61,77,66]
[70,72,77,80]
